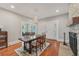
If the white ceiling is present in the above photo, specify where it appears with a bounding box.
[0,3,69,20]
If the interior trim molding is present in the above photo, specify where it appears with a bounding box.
[0,7,32,20]
[39,13,69,21]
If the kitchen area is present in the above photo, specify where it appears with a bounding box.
[66,4,79,56]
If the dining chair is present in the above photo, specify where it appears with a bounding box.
[37,34,46,49]
[30,34,46,55]
[29,36,42,55]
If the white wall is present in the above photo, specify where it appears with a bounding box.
[0,8,31,45]
[38,14,69,42]
[0,7,69,46]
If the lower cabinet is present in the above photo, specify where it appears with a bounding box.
[69,32,77,56]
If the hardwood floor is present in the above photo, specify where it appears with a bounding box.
[0,39,60,56]
[40,40,60,56]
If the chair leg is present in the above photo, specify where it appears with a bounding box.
[36,46,38,56]
[41,44,43,49]
[40,44,42,51]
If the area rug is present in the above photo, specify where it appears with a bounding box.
[58,43,74,56]
[15,42,50,56]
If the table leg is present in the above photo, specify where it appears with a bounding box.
[24,42,26,50]
[29,41,32,54]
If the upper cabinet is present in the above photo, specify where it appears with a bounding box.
[73,17,79,24]
[68,16,79,27]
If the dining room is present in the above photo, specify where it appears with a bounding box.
[0,3,74,56]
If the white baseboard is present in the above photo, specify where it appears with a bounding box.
[8,40,21,46]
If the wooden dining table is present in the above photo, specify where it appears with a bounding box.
[19,35,42,54]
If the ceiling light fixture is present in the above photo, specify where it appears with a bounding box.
[10,5,15,8]
[56,10,59,12]
[33,16,38,23]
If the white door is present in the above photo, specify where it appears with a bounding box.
[46,21,58,40]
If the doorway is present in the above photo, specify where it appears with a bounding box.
[46,21,59,40]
